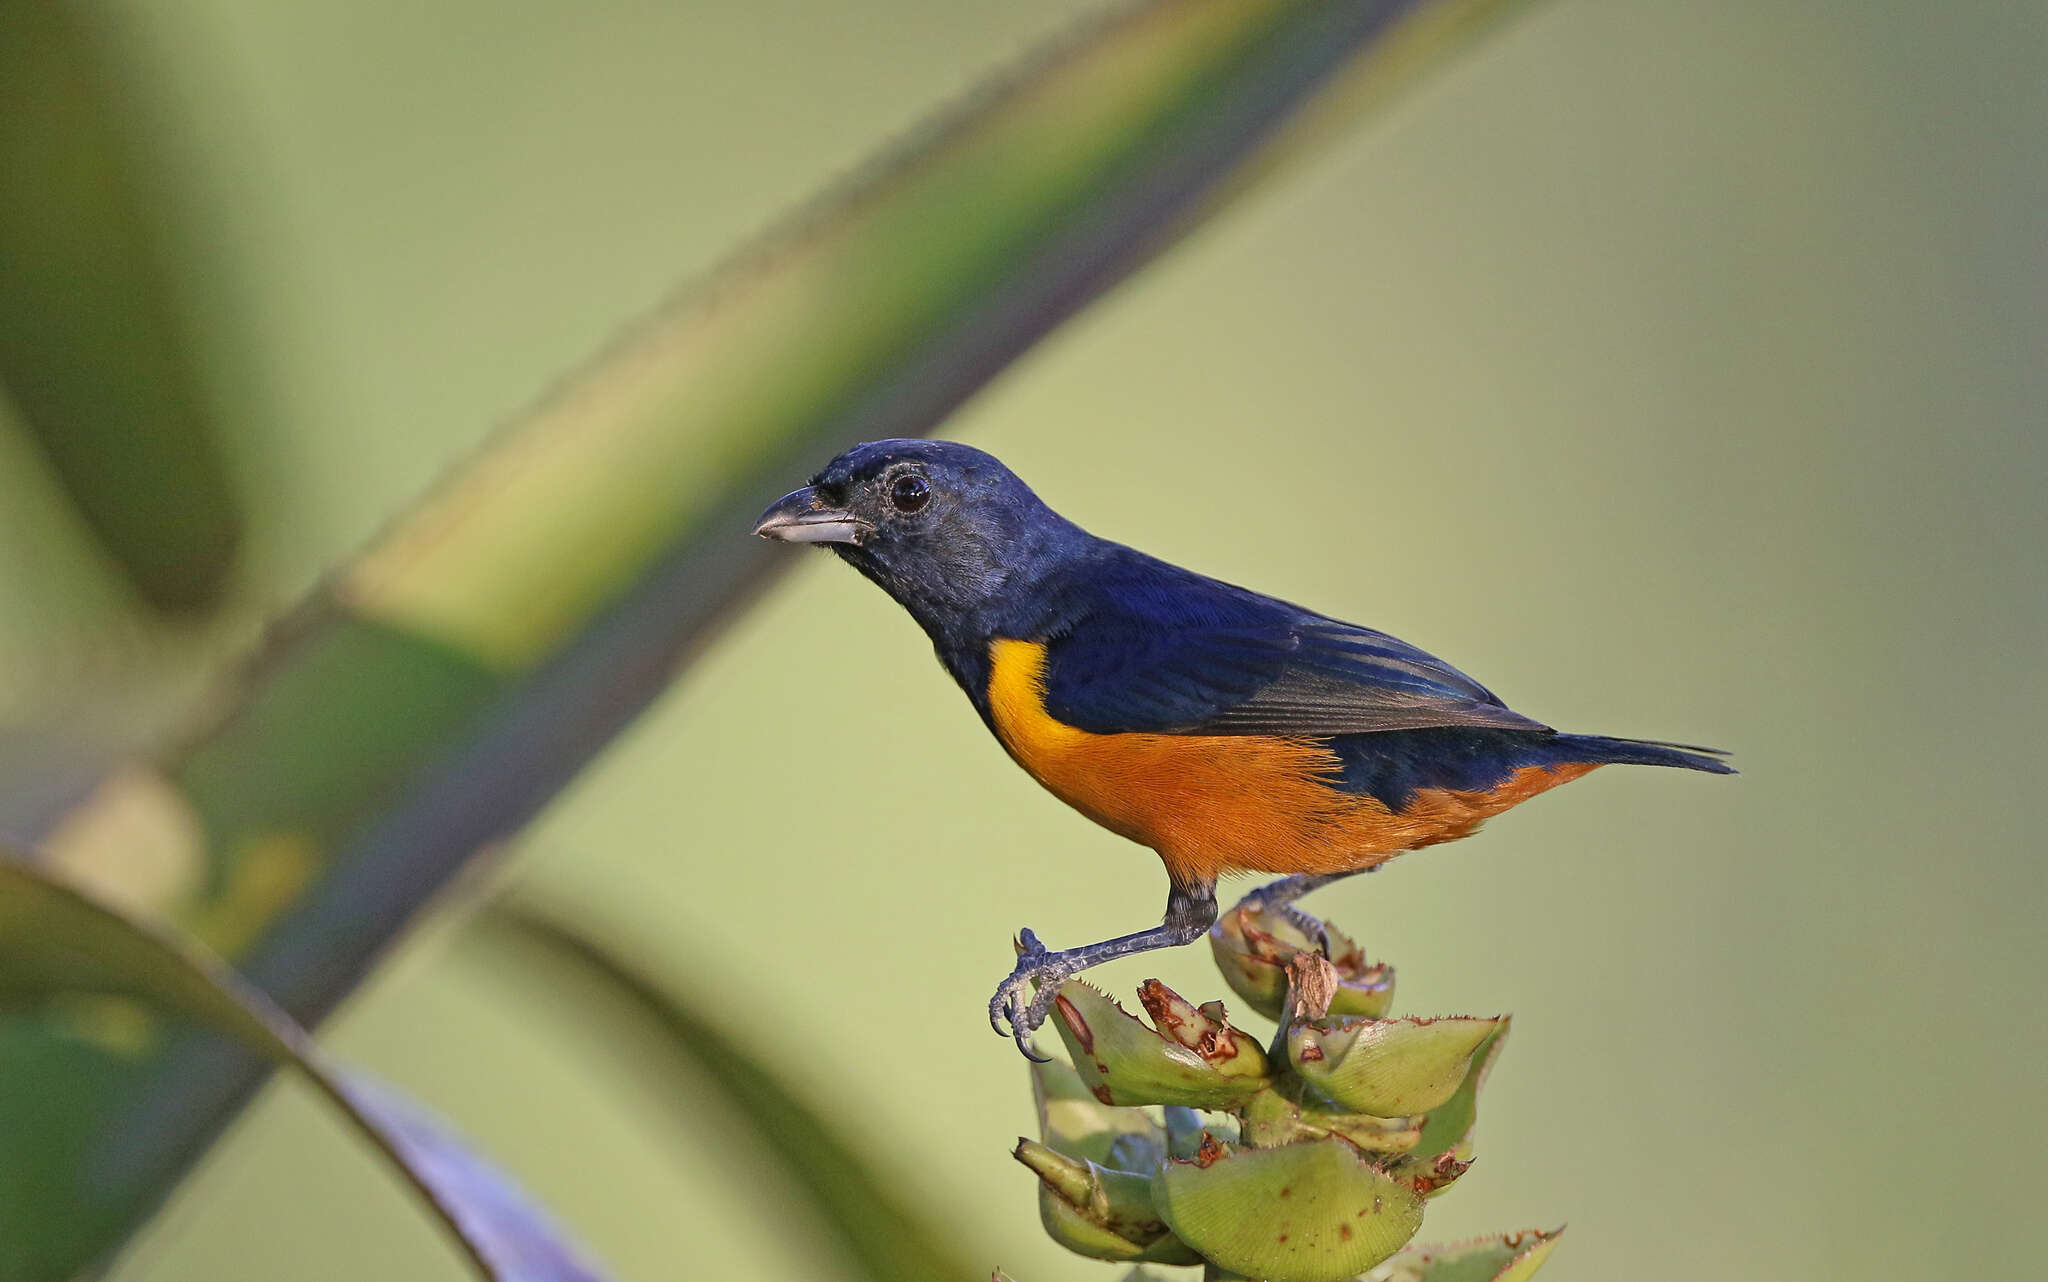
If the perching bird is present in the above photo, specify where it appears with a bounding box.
[755,440,1731,1057]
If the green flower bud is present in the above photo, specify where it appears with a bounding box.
[1360,1226,1564,1281]
[1208,902,1394,1021]
[1015,1138,1201,1265]
[1150,1135,1425,1282]
[1288,1016,1503,1118]
[1049,978,1269,1109]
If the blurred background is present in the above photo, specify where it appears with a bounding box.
[3,1,2044,1279]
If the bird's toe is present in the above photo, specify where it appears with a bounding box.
[988,941,1074,1058]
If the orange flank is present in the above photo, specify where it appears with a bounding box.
[985,639,1597,887]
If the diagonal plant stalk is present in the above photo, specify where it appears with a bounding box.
[0,0,1535,1276]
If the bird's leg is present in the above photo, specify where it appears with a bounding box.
[1236,866,1382,956]
[990,880,1218,1060]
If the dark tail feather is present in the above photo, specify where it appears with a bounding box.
[1555,734,1736,775]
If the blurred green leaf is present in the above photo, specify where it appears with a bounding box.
[0,856,606,1282]
[472,903,981,1282]
[0,0,239,612]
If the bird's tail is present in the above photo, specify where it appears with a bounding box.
[1554,734,1736,775]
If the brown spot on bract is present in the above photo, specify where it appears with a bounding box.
[1054,995,1092,1051]
[1137,979,1178,1023]
[1340,1225,1353,1241]
[1298,1042,1324,1062]
[1194,1133,1226,1168]
[1277,1234,1289,1244]
[1091,1084,1114,1105]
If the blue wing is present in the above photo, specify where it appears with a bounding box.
[1036,553,1548,738]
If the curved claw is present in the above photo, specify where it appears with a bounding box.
[988,971,1023,1037]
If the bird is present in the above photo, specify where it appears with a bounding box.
[754,440,1732,1057]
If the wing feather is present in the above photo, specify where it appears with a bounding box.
[1036,558,1547,738]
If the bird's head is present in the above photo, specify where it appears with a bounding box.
[753,439,1084,632]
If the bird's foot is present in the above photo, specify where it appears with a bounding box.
[989,928,1075,1061]
[1281,905,1334,957]
[1237,883,1335,956]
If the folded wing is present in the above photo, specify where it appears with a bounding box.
[1038,557,1548,738]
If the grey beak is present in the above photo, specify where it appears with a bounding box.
[753,486,862,544]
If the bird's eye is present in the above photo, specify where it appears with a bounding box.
[889,473,931,513]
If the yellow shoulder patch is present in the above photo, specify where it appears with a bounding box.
[986,638,1081,758]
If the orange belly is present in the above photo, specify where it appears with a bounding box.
[985,638,1595,886]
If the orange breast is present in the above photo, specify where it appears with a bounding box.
[984,639,1595,886]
